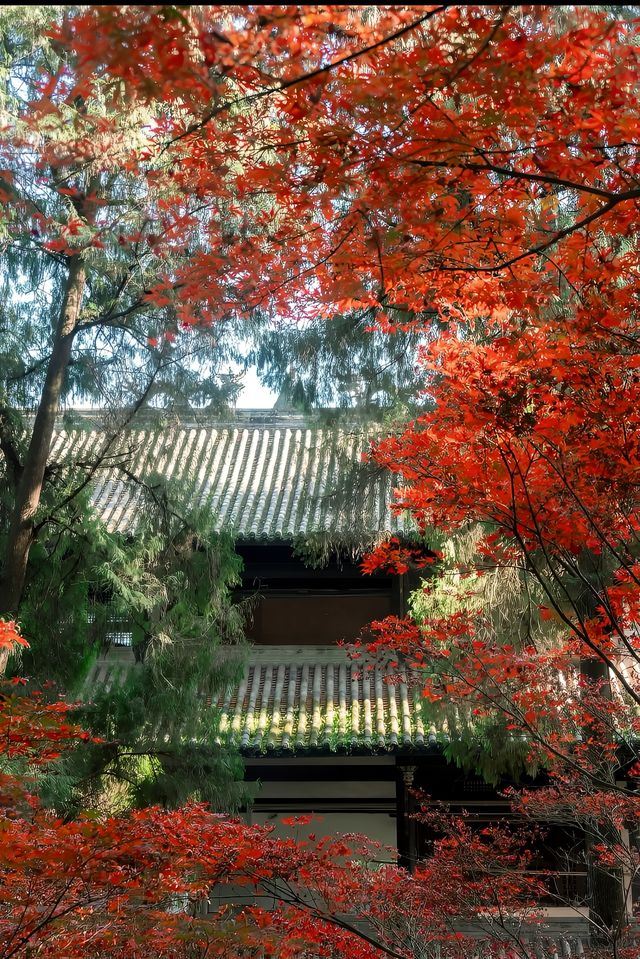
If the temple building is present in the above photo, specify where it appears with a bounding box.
[56,409,602,954]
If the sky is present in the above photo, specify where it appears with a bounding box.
[235,367,278,409]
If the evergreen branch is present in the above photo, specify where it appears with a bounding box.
[33,373,159,534]
[5,355,50,384]
[113,466,193,531]
[45,447,138,477]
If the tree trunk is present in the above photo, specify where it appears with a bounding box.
[587,832,625,938]
[580,655,627,947]
[0,255,86,666]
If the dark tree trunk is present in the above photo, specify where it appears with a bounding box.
[581,655,627,947]
[588,833,626,936]
[0,255,86,667]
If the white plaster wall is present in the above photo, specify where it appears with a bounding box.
[251,808,397,857]
[253,779,395,800]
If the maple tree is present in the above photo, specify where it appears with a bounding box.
[51,6,638,324]
[5,3,637,621]
[57,2,640,946]
[2,624,599,959]
[2,2,640,953]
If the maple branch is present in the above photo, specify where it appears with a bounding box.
[506,450,640,700]
[1,877,108,959]
[452,7,512,84]
[356,208,386,299]
[463,158,625,201]
[538,251,585,302]
[528,439,640,589]
[425,649,634,795]
[481,443,639,712]
[442,189,640,274]
[249,224,357,311]
[554,549,639,662]
[256,877,410,959]
[388,6,511,138]
[164,6,450,151]
[519,548,640,710]
[400,126,637,199]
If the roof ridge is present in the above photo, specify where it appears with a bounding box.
[50,408,387,431]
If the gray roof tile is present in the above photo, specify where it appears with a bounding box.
[84,645,455,754]
[52,412,413,540]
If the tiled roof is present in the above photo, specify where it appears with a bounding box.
[50,411,413,541]
[216,645,433,754]
[84,645,472,755]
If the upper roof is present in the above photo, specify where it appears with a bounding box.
[50,410,414,542]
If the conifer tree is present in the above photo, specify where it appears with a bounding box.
[0,7,245,629]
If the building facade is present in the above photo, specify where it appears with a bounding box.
[62,410,608,955]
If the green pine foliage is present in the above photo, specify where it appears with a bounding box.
[8,475,250,814]
[0,4,246,421]
[249,309,431,415]
[4,487,115,688]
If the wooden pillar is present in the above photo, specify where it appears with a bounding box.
[396,763,418,871]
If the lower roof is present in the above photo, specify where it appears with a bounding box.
[217,645,433,755]
[84,645,465,756]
